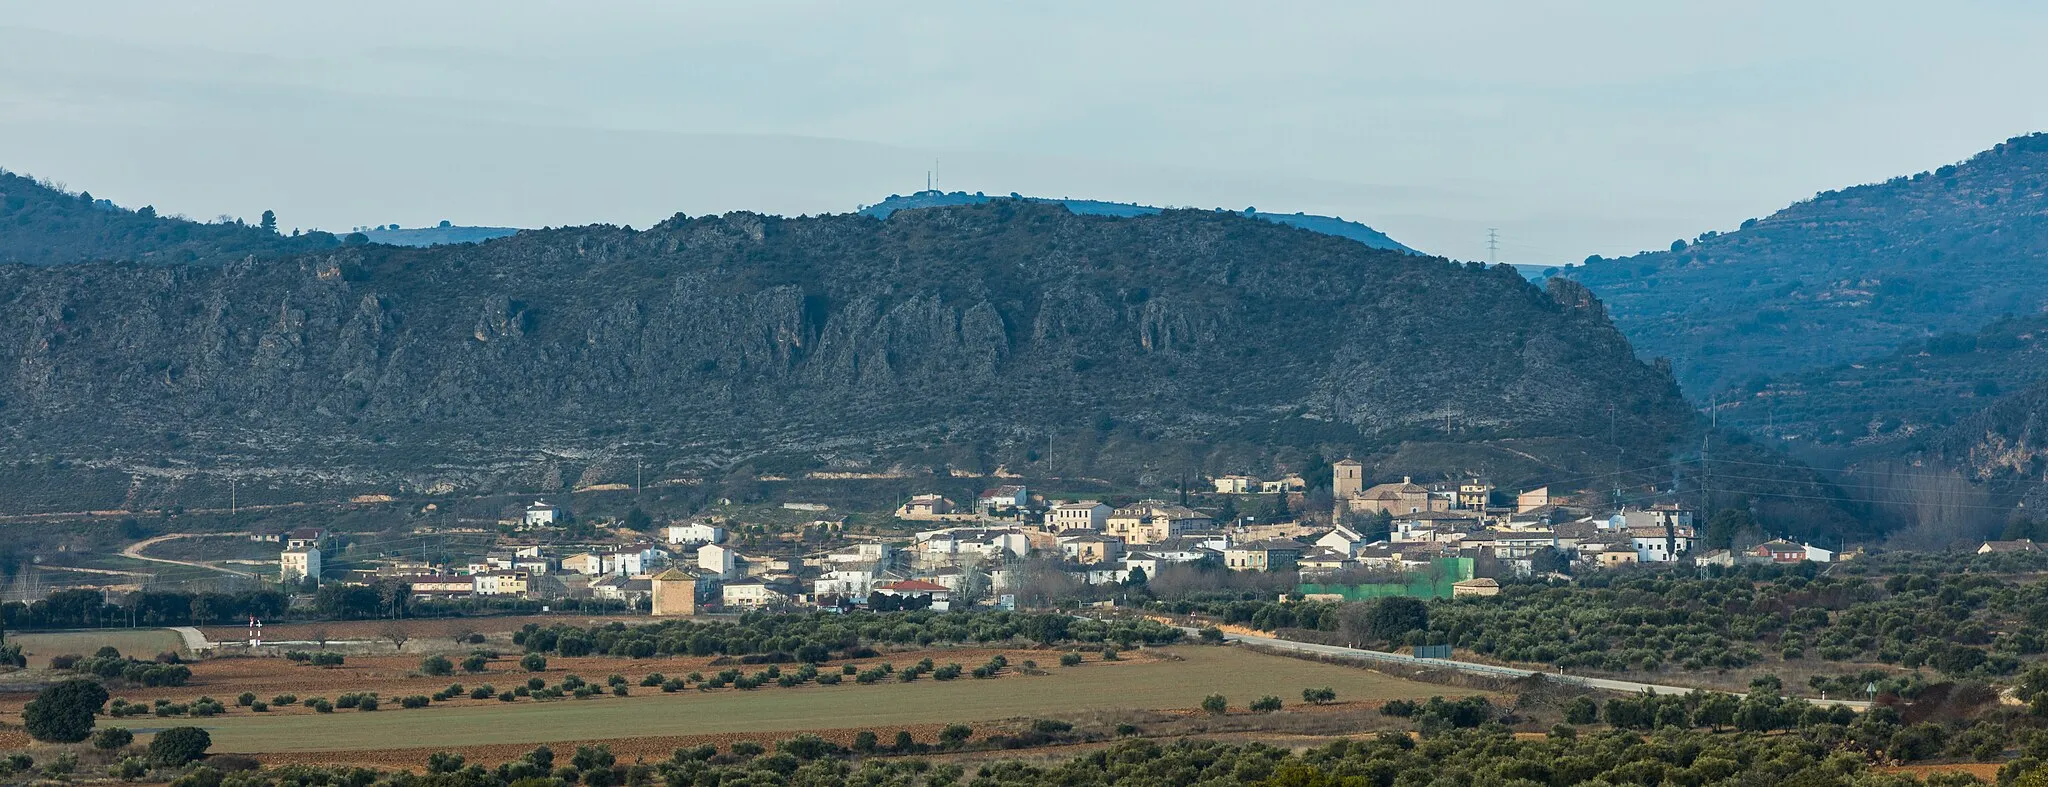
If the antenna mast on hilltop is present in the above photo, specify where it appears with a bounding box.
[1486,228,1500,264]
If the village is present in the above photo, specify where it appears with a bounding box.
[263,460,1886,616]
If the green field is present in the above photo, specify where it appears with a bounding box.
[197,646,1474,753]
[11,629,186,663]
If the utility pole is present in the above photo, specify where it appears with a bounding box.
[1486,228,1499,264]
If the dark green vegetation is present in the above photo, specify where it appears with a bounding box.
[146,727,211,766]
[860,189,1417,252]
[512,610,1182,659]
[0,173,1691,507]
[1190,552,2048,679]
[22,678,108,742]
[1718,312,2048,453]
[360,224,520,247]
[3,587,288,630]
[0,169,341,265]
[94,712,2048,786]
[1569,133,2048,398]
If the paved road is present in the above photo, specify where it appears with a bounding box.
[1209,629,1871,709]
[169,626,212,652]
[121,533,256,579]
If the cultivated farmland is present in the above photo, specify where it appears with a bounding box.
[185,646,1471,756]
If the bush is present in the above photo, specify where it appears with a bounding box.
[939,724,973,748]
[148,727,212,766]
[23,679,109,742]
[461,654,490,673]
[109,757,148,780]
[852,730,879,753]
[93,727,135,750]
[271,694,297,706]
[1381,699,1418,717]
[311,652,344,667]
[521,653,548,672]
[357,695,379,711]
[400,695,431,709]
[236,692,257,707]
[1201,695,1228,714]
[1251,696,1283,713]
[1060,652,1083,667]
[421,655,454,676]
[640,673,666,687]
[1302,687,1336,705]
[1199,627,1226,643]
[311,699,333,713]
[251,702,268,712]
[471,686,495,700]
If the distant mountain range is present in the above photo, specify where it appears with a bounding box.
[860,190,1417,254]
[1566,133,2048,399]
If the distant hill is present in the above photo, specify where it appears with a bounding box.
[362,224,521,247]
[860,190,1417,254]
[0,169,341,265]
[0,190,1692,507]
[1717,313,2048,455]
[1566,133,2048,397]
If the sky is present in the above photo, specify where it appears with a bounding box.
[2,1,2046,266]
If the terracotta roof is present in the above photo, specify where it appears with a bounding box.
[877,579,950,592]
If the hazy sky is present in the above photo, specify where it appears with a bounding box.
[3,1,2045,265]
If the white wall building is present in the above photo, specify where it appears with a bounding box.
[698,544,737,578]
[523,500,560,527]
[664,522,727,545]
[1046,501,1111,532]
[281,546,321,585]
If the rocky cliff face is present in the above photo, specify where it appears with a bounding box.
[0,198,1691,503]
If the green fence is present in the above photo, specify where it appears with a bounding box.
[1299,557,1473,601]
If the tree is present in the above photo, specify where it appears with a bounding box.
[1563,697,1599,725]
[1124,566,1148,587]
[381,622,412,652]
[623,507,652,532]
[1367,597,1429,644]
[1694,693,1739,732]
[1705,509,1756,550]
[259,210,277,233]
[521,653,548,672]
[461,653,490,673]
[1201,694,1228,714]
[148,727,211,766]
[421,655,454,676]
[1251,696,1283,713]
[23,679,108,742]
[446,622,480,647]
[92,727,134,750]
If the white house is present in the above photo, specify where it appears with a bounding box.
[523,500,560,527]
[1315,525,1368,556]
[1046,501,1111,532]
[1629,526,1695,563]
[813,568,876,598]
[281,546,321,585]
[978,485,1029,512]
[916,528,1029,558]
[664,522,727,545]
[1212,476,1257,494]
[1804,543,1837,563]
[721,579,793,609]
[697,544,737,578]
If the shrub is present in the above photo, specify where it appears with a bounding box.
[730,741,764,759]
[1060,652,1083,667]
[422,655,454,676]
[311,700,333,713]
[93,727,135,750]
[521,653,548,672]
[499,692,516,702]
[471,686,495,700]
[1101,647,1120,661]
[400,695,431,709]
[1381,699,1418,717]
[1303,687,1336,705]
[640,673,666,687]
[1201,695,1228,715]
[461,654,489,673]
[612,685,628,696]
[1115,723,1138,736]
[311,652,345,667]
[109,757,148,780]
[271,694,298,706]
[852,730,879,753]
[148,727,212,766]
[1251,696,1283,713]
[23,679,109,742]
[357,695,379,711]
[251,701,268,712]
[939,724,973,748]
[1199,627,1226,643]
[236,692,257,707]
[661,678,684,692]
[285,651,310,662]
[816,673,841,685]
[842,664,858,675]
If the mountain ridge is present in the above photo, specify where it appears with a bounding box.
[860,190,1417,254]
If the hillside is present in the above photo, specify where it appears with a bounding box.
[0,197,1692,509]
[1566,133,2048,397]
[861,190,1416,253]
[1716,313,2048,454]
[1934,379,2048,505]
[362,224,521,247]
[0,169,342,265]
